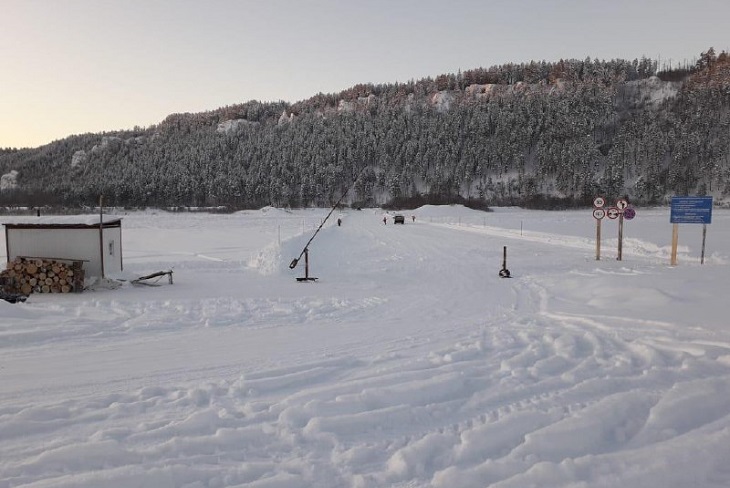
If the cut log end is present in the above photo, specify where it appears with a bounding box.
[1,257,85,295]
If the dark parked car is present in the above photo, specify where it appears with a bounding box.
[394,215,405,224]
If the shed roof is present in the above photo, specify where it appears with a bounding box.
[3,215,122,229]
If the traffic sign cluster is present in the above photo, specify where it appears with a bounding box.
[592,196,635,262]
[592,197,635,220]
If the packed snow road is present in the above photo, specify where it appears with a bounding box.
[1,206,729,487]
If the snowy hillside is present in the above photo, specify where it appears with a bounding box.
[1,205,730,487]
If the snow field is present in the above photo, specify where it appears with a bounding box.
[1,206,730,487]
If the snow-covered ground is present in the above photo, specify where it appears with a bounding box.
[2,205,730,488]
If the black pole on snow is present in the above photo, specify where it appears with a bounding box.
[295,248,314,282]
[499,246,511,278]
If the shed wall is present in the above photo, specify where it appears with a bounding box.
[6,227,122,277]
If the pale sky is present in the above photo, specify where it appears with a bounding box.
[2,0,728,149]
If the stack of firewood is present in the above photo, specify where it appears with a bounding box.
[0,257,85,295]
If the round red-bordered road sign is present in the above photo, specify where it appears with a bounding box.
[593,208,606,220]
[607,207,620,219]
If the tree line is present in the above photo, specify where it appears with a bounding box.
[1,50,729,210]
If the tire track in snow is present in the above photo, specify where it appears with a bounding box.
[3,304,730,487]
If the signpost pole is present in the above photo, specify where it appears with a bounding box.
[701,223,707,265]
[592,196,606,260]
[612,198,630,261]
[617,213,624,261]
[671,223,679,266]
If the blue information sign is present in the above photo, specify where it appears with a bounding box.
[670,196,713,224]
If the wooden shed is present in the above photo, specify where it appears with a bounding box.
[3,215,123,278]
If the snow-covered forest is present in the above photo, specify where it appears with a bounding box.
[1,49,729,209]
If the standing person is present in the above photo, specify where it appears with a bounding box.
[337,218,342,227]
[412,215,415,222]
[383,216,387,225]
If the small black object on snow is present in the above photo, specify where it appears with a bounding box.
[499,246,511,278]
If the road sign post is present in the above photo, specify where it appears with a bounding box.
[617,213,624,261]
[593,208,605,260]
[615,199,629,261]
[669,196,713,266]
[592,197,606,260]
[593,197,636,261]
[593,197,635,262]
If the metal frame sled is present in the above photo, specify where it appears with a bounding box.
[131,270,174,286]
